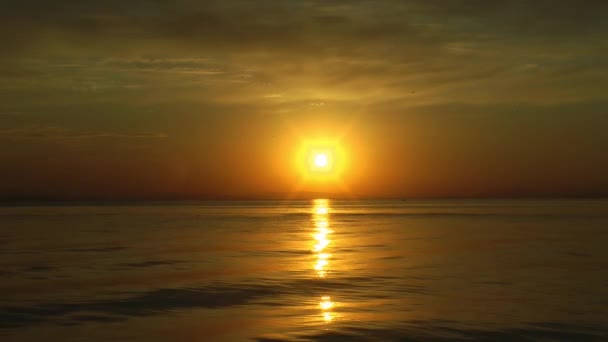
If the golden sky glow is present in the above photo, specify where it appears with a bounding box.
[1,0,608,200]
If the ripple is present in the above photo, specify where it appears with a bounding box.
[256,322,608,341]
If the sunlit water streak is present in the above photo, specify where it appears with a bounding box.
[311,199,334,323]
[1,199,608,341]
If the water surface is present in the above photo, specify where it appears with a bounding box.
[1,199,607,341]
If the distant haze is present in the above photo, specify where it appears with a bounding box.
[1,0,607,200]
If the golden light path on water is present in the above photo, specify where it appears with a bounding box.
[312,199,335,323]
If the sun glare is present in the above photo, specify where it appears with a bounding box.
[310,151,332,172]
[295,139,348,182]
[314,153,329,168]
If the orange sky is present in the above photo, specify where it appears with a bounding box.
[1,1,608,200]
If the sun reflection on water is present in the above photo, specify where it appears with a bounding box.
[312,199,335,323]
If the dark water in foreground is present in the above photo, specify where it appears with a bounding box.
[1,199,607,341]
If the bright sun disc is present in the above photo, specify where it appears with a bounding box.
[309,150,333,172]
[295,139,347,180]
[314,153,329,168]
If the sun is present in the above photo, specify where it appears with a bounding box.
[295,139,347,181]
[314,153,329,169]
[309,150,333,172]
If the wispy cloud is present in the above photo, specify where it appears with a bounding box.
[0,126,168,140]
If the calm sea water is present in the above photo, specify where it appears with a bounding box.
[1,199,607,341]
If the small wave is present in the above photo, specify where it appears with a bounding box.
[258,321,608,341]
[66,247,125,253]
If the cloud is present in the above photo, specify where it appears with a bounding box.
[0,126,168,140]
[1,0,606,108]
[3,0,606,54]
[418,0,608,37]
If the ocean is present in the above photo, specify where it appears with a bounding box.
[1,199,607,341]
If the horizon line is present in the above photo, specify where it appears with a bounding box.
[1,195,608,205]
